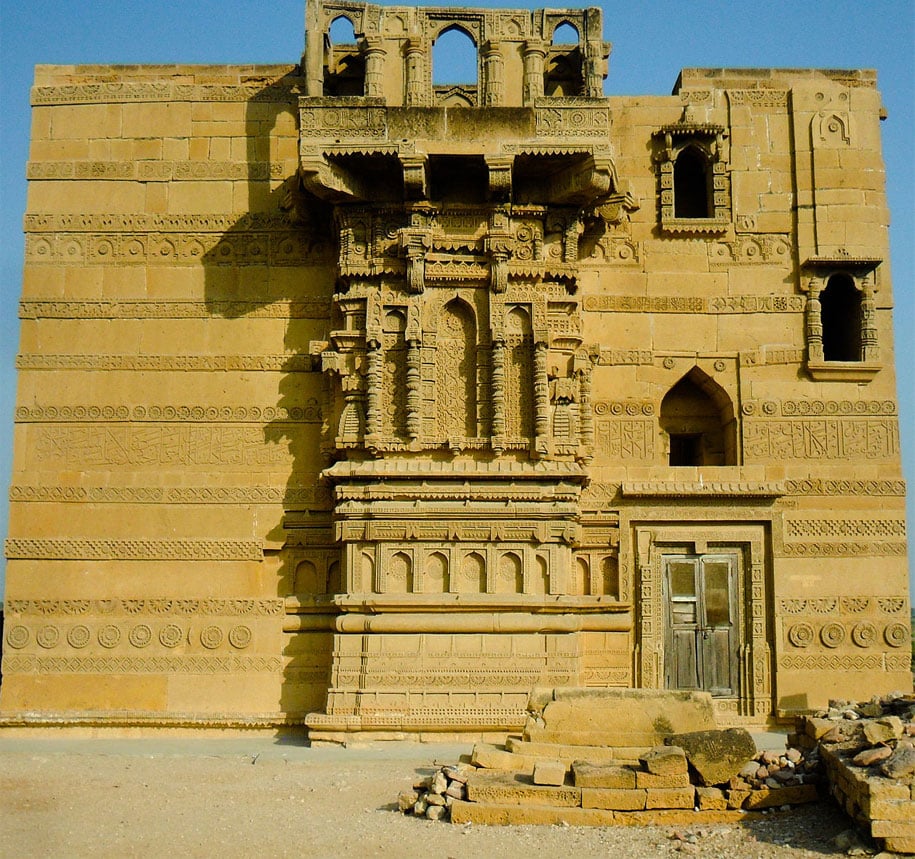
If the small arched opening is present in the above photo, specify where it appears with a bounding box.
[432,25,478,105]
[544,21,583,96]
[324,15,365,96]
[673,146,711,218]
[821,274,862,361]
[660,369,736,466]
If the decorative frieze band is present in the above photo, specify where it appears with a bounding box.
[16,354,315,372]
[779,596,907,615]
[582,294,804,314]
[727,90,790,108]
[5,598,284,616]
[744,418,898,460]
[9,485,318,505]
[24,231,329,267]
[743,399,896,417]
[709,235,792,265]
[785,519,906,538]
[16,403,321,423]
[4,539,263,561]
[785,620,909,650]
[780,541,907,557]
[24,213,302,233]
[31,79,300,106]
[783,479,906,496]
[778,654,887,671]
[33,426,294,468]
[27,160,284,181]
[3,655,283,674]
[20,300,329,319]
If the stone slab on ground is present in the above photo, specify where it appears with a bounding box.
[506,737,646,764]
[572,762,637,789]
[470,742,536,773]
[532,760,566,786]
[581,787,647,811]
[465,771,581,807]
[645,787,695,810]
[523,688,716,748]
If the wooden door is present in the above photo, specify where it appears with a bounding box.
[663,554,738,696]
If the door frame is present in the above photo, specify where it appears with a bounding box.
[632,523,772,721]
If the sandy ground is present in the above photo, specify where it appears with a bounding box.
[0,733,869,859]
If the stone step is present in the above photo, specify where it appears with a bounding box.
[506,737,646,765]
[450,799,767,827]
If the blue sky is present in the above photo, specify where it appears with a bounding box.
[0,1,913,600]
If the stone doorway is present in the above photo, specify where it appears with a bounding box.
[663,553,739,697]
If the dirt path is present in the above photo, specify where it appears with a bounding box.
[0,735,863,858]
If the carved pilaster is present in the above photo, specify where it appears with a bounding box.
[399,228,431,293]
[365,340,383,438]
[486,232,512,293]
[482,40,504,107]
[522,40,546,105]
[362,39,386,98]
[406,338,421,439]
[806,289,824,363]
[533,342,549,446]
[404,38,426,107]
[491,338,505,442]
[861,289,879,362]
[577,358,594,463]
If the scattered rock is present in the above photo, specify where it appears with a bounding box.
[879,740,915,780]
[852,746,892,767]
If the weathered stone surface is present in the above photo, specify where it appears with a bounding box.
[398,790,419,812]
[853,746,893,767]
[641,746,688,776]
[581,788,647,811]
[635,771,691,789]
[525,689,716,748]
[726,789,751,809]
[696,787,727,811]
[507,739,639,766]
[667,729,758,787]
[880,742,915,780]
[572,762,637,790]
[532,761,567,786]
[645,787,695,810]
[742,785,819,809]
[471,743,533,773]
[465,772,581,808]
[864,718,904,745]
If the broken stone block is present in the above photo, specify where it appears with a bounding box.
[880,741,915,780]
[696,787,727,811]
[445,782,466,800]
[431,771,448,794]
[532,760,566,786]
[726,788,751,809]
[471,743,529,772]
[640,746,688,776]
[523,688,716,748]
[425,792,446,806]
[853,746,893,767]
[398,789,419,812]
[635,770,691,789]
[425,804,447,821]
[666,728,758,787]
[466,771,581,807]
[864,717,904,745]
[572,762,637,789]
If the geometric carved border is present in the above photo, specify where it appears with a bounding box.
[9,485,319,505]
[5,598,284,615]
[4,539,264,561]
[2,655,283,674]
[780,542,907,557]
[19,301,330,319]
[16,404,321,423]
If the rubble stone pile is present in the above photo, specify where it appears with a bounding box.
[398,764,472,822]
[793,693,915,855]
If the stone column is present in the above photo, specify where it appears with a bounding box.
[362,39,386,98]
[806,286,824,363]
[482,40,504,106]
[522,40,546,105]
[365,339,383,437]
[404,38,426,106]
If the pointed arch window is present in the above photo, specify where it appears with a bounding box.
[432,25,478,106]
[323,15,365,96]
[659,369,737,466]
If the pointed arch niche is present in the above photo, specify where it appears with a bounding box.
[659,369,737,466]
[435,298,478,438]
[504,306,534,439]
[432,25,478,106]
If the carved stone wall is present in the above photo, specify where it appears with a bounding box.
[1,5,908,734]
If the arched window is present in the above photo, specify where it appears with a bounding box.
[544,20,583,96]
[674,146,711,218]
[821,274,862,361]
[433,25,478,105]
[324,15,365,96]
[660,370,736,466]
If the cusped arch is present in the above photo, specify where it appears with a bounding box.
[432,25,478,87]
[551,21,580,44]
[660,367,736,466]
[328,15,357,45]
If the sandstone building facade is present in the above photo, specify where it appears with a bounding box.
[1,1,910,737]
